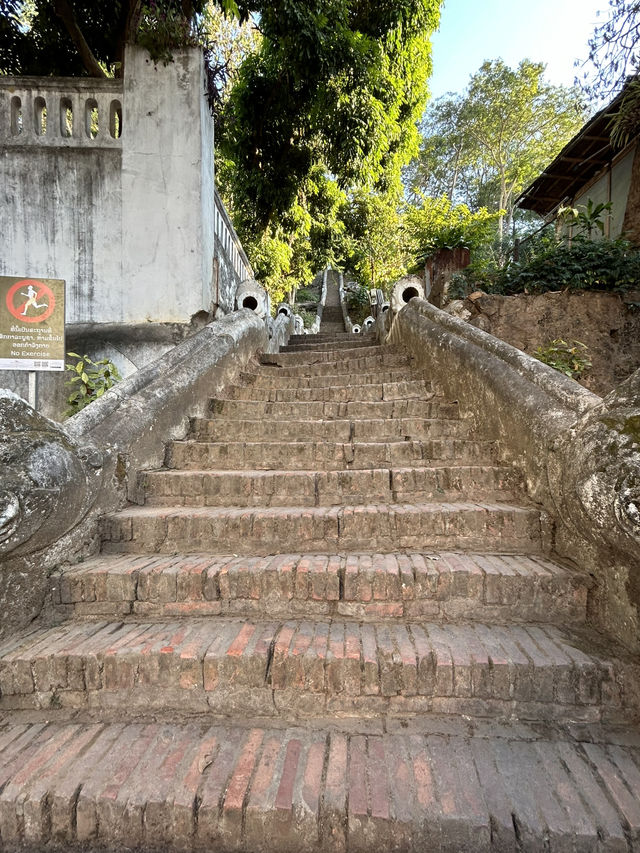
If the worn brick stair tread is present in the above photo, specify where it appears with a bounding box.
[257,351,412,375]
[99,501,542,555]
[51,551,587,624]
[189,416,470,443]
[166,438,498,471]
[288,333,356,342]
[260,343,390,364]
[2,716,639,852]
[240,368,416,388]
[225,378,431,402]
[282,338,375,352]
[1,617,636,721]
[209,397,459,420]
[141,464,521,507]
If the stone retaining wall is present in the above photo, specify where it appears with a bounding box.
[458,289,640,395]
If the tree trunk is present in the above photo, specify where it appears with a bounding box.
[53,0,106,78]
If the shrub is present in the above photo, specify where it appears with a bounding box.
[496,237,640,295]
[345,284,371,325]
[295,287,319,303]
[533,339,592,379]
[65,353,121,417]
[447,272,471,301]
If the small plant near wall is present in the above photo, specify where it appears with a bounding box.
[297,308,317,330]
[295,287,320,304]
[65,353,122,417]
[533,339,592,380]
[447,272,471,301]
[346,284,371,325]
[558,199,613,239]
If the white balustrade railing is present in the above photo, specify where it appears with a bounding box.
[0,77,123,148]
[214,191,253,283]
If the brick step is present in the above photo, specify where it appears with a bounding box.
[261,344,390,365]
[2,717,639,852]
[1,619,635,722]
[225,379,431,402]
[189,417,470,443]
[281,338,375,353]
[142,465,519,508]
[209,397,459,421]
[318,327,346,335]
[51,551,586,624]
[288,338,352,346]
[240,367,414,389]
[259,351,411,375]
[99,502,542,555]
[288,333,352,341]
[166,438,497,471]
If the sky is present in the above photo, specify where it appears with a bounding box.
[429,0,611,99]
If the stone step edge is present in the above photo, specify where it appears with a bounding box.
[99,501,543,556]
[236,372,421,389]
[51,551,587,624]
[207,398,457,415]
[143,464,512,477]
[226,378,431,394]
[141,464,517,494]
[139,468,523,510]
[0,719,638,852]
[167,438,496,451]
[0,619,636,722]
[282,339,376,350]
[190,416,464,429]
[254,357,413,376]
[260,346,392,363]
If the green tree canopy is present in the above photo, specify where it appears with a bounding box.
[342,189,408,291]
[0,0,241,77]
[404,195,501,261]
[406,60,586,243]
[220,0,441,230]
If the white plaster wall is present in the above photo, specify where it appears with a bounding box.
[121,47,213,323]
[0,113,123,323]
[0,48,223,327]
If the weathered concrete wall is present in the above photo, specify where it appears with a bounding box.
[0,46,253,416]
[120,47,214,323]
[0,311,266,640]
[0,77,124,322]
[459,290,640,396]
[389,300,640,652]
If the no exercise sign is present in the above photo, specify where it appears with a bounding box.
[0,277,66,371]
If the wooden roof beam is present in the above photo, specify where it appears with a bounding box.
[558,155,609,164]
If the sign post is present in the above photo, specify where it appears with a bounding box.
[0,277,66,411]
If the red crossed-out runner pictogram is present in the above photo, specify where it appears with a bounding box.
[6,279,55,324]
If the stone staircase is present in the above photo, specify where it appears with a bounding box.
[1,287,640,851]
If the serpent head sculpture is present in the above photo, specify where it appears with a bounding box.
[0,390,102,559]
